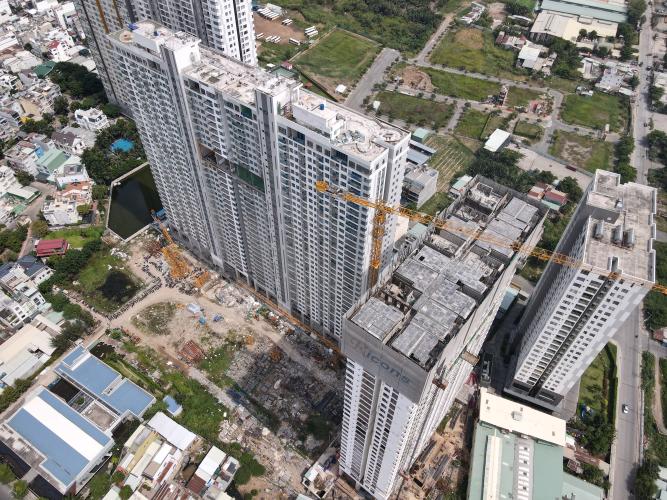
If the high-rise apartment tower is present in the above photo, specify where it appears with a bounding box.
[107,21,410,339]
[73,0,256,107]
[507,170,656,409]
[339,178,547,499]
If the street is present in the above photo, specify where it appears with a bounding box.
[344,47,399,110]
[609,3,659,497]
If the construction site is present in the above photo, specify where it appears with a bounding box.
[103,226,346,497]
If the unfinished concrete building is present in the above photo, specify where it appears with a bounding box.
[339,177,547,500]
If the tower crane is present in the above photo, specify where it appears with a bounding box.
[150,210,191,279]
[314,180,667,295]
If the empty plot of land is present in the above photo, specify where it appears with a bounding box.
[513,121,544,143]
[429,28,522,80]
[253,13,305,44]
[294,29,380,93]
[454,109,509,140]
[375,91,454,129]
[505,87,544,108]
[425,134,475,189]
[421,67,501,101]
[561,93,630,132]
[549,130,613,172]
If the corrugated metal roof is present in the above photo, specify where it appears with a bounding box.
[56,346,155,417]
[540,0,626,23]
[6,388,113,488]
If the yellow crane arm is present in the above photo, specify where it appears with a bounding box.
[314,180,667,296]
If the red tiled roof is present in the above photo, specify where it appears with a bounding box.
[544,190,567,204]
[35,238,68,256]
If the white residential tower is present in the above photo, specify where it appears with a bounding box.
[507,170,656,409]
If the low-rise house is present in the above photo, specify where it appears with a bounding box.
[4,140,42,176]
[52,130,86,156]
[42,198,79,226]
[0,255,54,288]
[0,316,59,389]
[484,129,511,152]
[0,280,48,330]
[528,183,569,210]
[0,165,39,204]
[74,108,109,131]
[1,50,41,73]
[402,166,438,208]
[59,181,92,206]
[54,162,90,189]
[186,446,240,497]
[61,125,97,148]
[35,238,68,257]
[116,412,196,497]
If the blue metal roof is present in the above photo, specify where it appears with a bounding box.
[6,389,112,488]
[163,395,182,415]
[56,347,155,417]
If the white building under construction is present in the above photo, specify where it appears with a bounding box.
[508,170,656,409]
[107,21,410,339]
[339,177,547,500]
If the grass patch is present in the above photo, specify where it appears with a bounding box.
[454,109,488,139]
[425,134,476,189]
[199,344,237,389]
[430,28,523,80]
[76,250,140,312]
[132,302,176,336]
[543,76,580,93]
[375,91,454,129]
[561,93,630,132]
[419,192,453,216]
[45,226,104,249]
[514,121,544,143]
[506,87,543,108]
[424,67,501,101]
[481,113,510,140]
[294,30,379,90]
[549,130,613,172]
[578,343,617,423]
[301,413,333,441]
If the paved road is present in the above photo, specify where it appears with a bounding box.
[345,47,399,110]
[610,5,658,499]
[611,307,645,500]
[412,12,456,65]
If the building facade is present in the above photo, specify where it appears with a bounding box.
[107,21,409,339]
[507,170,656,408]
[71,0,256,108]
[339,177,547,499]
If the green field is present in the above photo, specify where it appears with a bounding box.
[375,92,454,129]
[506,87,543,108]
[454,109,488,139]
[419,192,453,216]
[294,30,380,91]
[543,76,581,93]
[46,226,104,248]
[550,130,613,172]
[76,250,140,312]
[430,28,522,80]
[561,93,630,132]
[578,344,617,422]
[425,134,476,189]
[481,113,510,140]
[423,68,501,101]
[513,121,544,143]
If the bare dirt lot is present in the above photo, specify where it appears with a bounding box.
[399,66,435,92]
[253,13,305,44]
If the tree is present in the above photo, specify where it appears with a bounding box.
[23,43,32,52]
[576,412,615,456]
[20,118,53,137]
[77,204,92,216]
[629,74,640,89]
[119,485,133,500]
[0,464,15,484]
[635,459,659,499]
[12,479,28,498]
[648,130,667,166]
[589,30,598,39]
[31,219,48,238]
[579,29,588,39]
[111,471,126,484]
[53,95,69,115]
[92,184,109,201]
[558,177,583,204]
[102,103,122,118]
[48,292,70,312]
[15,170,34,187]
